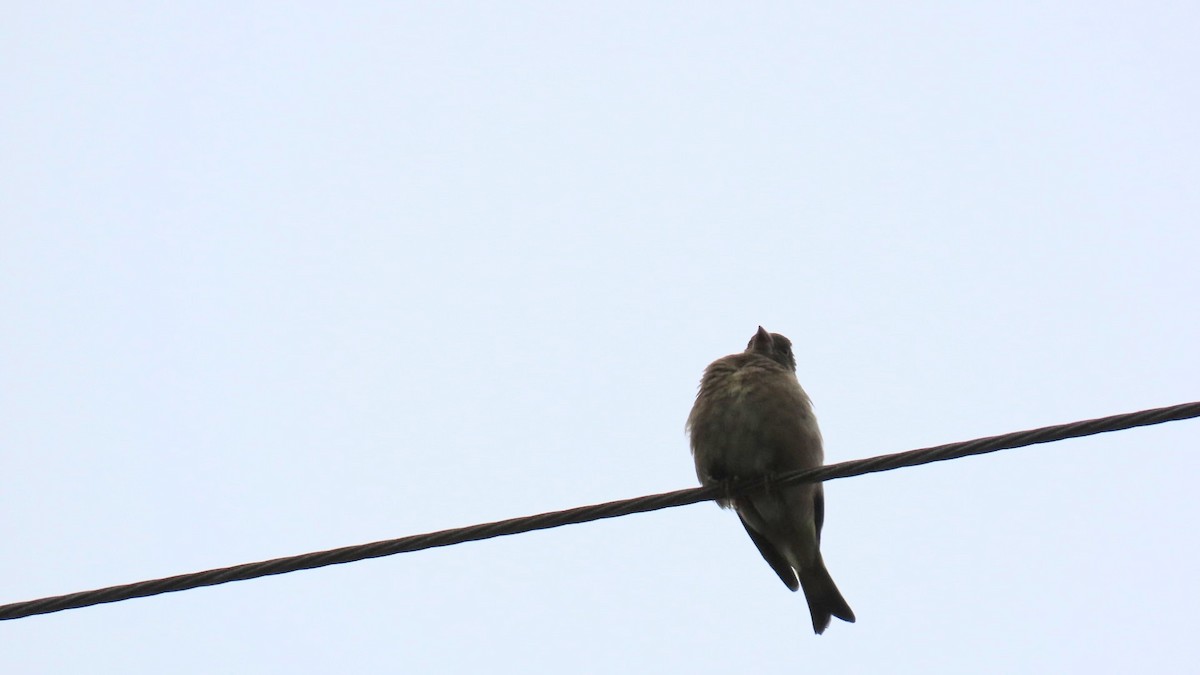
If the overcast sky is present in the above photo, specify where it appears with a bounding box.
[3,3,1198,673]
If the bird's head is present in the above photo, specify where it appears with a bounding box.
[745,325,797,370]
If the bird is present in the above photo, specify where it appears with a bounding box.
[686,326,855,634]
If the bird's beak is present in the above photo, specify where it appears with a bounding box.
[747,325,773,353]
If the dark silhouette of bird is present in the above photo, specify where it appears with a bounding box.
[687,326,855,634]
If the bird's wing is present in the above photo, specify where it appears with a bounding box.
[813,483,825,546]
[737,508,799,592]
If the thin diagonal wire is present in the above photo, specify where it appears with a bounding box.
[2,401,1197,622]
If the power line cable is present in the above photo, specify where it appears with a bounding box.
[2,401,1197,622]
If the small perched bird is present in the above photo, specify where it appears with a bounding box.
[686,326,855,634]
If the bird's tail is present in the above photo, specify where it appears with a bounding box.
[798,555,855,635]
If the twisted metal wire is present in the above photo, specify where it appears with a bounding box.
[3,401,1197,621]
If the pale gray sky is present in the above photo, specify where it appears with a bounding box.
[2,3,1198,673]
